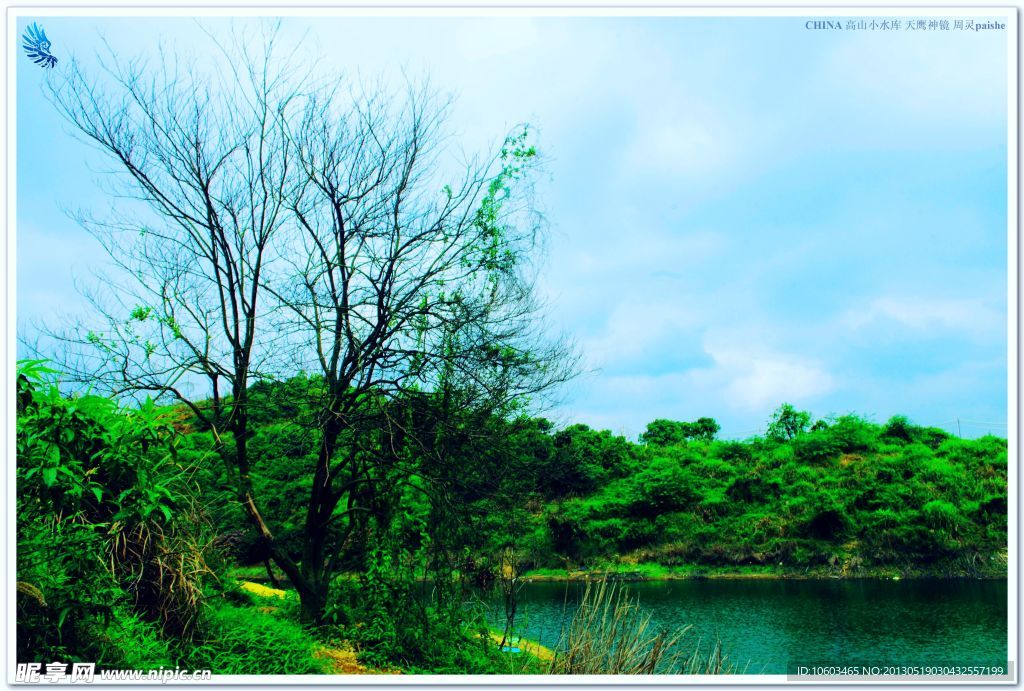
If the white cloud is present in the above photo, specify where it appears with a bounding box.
[554,332,837,436]
[699,343,837,412]
[839,296,1003,336]
[580,299,702,369]
[621,119,733,180]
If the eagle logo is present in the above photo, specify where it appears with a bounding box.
[22,23,57,69]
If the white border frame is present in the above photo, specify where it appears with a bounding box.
[4,4,1017,686]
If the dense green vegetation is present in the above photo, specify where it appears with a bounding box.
[16,362,546,674]
[204,377,1008,580]
[17,362,1007,674]
[530,410,1007,577]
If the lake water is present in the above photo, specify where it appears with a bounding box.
[485,579,1008,674]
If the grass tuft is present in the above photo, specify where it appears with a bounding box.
[548,579,744,674]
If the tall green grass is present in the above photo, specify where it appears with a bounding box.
[549,579,744,674]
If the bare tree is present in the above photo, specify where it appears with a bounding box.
[264,77,576,619]
[41,25,576,623]
[43,24,313,590]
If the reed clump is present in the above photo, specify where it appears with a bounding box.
[548,579,742,674]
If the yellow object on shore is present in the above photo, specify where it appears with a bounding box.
[487,631,555,662]
[239,581,288,599]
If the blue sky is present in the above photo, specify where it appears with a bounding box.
[15,14,1011,439]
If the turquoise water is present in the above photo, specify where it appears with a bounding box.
[486,579,1008,674]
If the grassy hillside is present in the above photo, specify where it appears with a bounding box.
[184,379,1007,579]
[528,417,1007,578]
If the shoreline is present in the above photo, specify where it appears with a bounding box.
[232,562,1008,586]
[520,565,1007,583]
[521,573,1008,582]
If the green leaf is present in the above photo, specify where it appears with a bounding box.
[16,359,60,381]
[41,467,57,487]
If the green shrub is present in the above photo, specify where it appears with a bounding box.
[714,441,753,464]
[792,431,841,464]
[726,476,779,504]
[922,500,962,531]
[916,426,952,450]
[765,404,812,441]
[16,519,123,663]
[881,415,915,443]
[826,415,876,454]
[697,487,732,520]
[690,456,737,480]
[632,458,699,516]
[16,361,215,658]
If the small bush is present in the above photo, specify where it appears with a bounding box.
[632,458,699,516]
[922,500,962,531]
[826,415,876,454]
[792,431,841,464]
[714,441,753,464]
[881,415,915,443]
